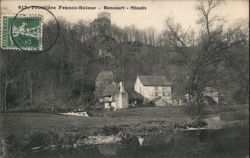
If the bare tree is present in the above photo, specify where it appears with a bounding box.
[163,0,248,117]
[0,54,18,112]
[145,27,156,45]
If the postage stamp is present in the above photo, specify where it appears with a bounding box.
[1,15,42,50]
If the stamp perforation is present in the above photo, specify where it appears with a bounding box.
[0,14,44,51]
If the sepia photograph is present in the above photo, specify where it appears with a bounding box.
[0,0,249,158]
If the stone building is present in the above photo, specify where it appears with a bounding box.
[134,76,172,104]
[99,82,129,110]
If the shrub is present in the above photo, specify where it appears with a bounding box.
[5,135,22,152]
[101,125,120,135]
[187,116,208,128]
[28,131,52,147]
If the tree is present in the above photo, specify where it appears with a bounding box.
[94,71,115,99]
[145,27,156,45]
[163,0,248,117]
[0,52,20,112]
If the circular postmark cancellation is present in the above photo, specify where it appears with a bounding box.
[11,15,42,51]
[1,6,59,53]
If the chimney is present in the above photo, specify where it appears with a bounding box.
[119,82,125,93]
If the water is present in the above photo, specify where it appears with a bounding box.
[8,127,249,158]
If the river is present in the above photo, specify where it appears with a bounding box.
[8,126,249,158]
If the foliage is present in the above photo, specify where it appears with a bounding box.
[162,0,249,116]
[0,2,248,112]
[94,71,115,98]
[101,125,121,135]
[187,116,208,128]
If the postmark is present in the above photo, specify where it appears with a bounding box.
[1,6,60,53]
[1,15,43,50]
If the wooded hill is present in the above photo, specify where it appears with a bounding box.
[0,16,248,112]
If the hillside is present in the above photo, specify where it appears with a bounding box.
[0,17,248,112]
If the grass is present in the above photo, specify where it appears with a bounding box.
[0,106,192,153]
[105,106,189,118]
[0,107,190,137]
[0,105,249,154]
[202,104,249,115]
[1,105,248,137]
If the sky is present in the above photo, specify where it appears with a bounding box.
[1,0,249,32]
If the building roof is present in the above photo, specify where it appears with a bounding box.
[101,83,119,97]
[138,76,172,86]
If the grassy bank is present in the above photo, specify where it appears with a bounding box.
[0,107,191,155]
[0,107,191,136]
[0,105,249,155]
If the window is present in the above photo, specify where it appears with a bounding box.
[155,86,158,90]
[163,92,165,96]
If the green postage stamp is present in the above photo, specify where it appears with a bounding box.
[1,15,42,50]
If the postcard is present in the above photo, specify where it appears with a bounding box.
[0,0,249,158]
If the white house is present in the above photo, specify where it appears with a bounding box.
[99,82,129,110]
[203,87,219,104]
[134,76,172,104]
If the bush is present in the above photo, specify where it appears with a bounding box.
[85,103,104,117]
[28,131,52,147]
[5,135,22,152]
[101,125,121,135]
[187,116,208,128]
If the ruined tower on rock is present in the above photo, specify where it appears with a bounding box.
[90,12,111,36]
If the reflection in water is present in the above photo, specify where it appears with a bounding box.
[141,135,173,146]
[9,127,249,158]
[97,144,120,156]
